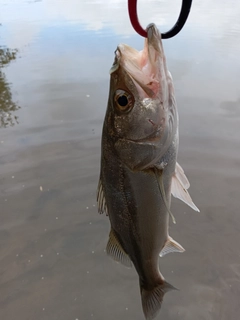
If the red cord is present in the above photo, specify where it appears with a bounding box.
[128,0,147,37]
[128,0,193,39]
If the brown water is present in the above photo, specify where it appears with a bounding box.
[1,1,240,319]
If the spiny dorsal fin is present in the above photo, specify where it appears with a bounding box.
[153,167,176,224]
[106,229,132,268]
[97,178,108,215]
[160,236,185,257]
[171,162,200,212]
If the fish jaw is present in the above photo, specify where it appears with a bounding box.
[115,23,170,101]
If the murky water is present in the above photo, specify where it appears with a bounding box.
[1,0,240,319]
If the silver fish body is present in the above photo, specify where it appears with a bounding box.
[98,24,198,320]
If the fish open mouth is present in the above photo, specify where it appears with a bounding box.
[110,24,166,98]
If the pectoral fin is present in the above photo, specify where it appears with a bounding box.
[153,167,176,224]
[97,178,108,215]
[106,229,132,268]
[160,236,185,257]
[171,162,200,212]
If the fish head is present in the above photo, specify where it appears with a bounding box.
[105,24,178,171]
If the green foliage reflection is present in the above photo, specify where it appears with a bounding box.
[0,47,20,128]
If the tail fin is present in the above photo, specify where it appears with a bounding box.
[140,280,177,320]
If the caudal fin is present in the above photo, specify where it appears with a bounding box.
[140,280,177,320]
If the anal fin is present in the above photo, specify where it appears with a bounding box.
[160,236,185,257]
[106,229,132,268]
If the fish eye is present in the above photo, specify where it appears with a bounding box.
[118,95,128,107]
[114,89,133,113]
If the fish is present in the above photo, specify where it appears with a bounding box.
[97,23,199,320]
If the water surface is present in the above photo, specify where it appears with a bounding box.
[1,1,240,319]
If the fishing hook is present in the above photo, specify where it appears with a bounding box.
[128,0,192,38]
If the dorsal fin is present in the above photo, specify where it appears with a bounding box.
[160,236,185,257]
[97,178,108,215]
[171,162,200,212]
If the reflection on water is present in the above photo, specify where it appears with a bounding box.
[0,46,19,127]
[0,0,240,320]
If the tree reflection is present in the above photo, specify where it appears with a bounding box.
[0,47,20,128]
